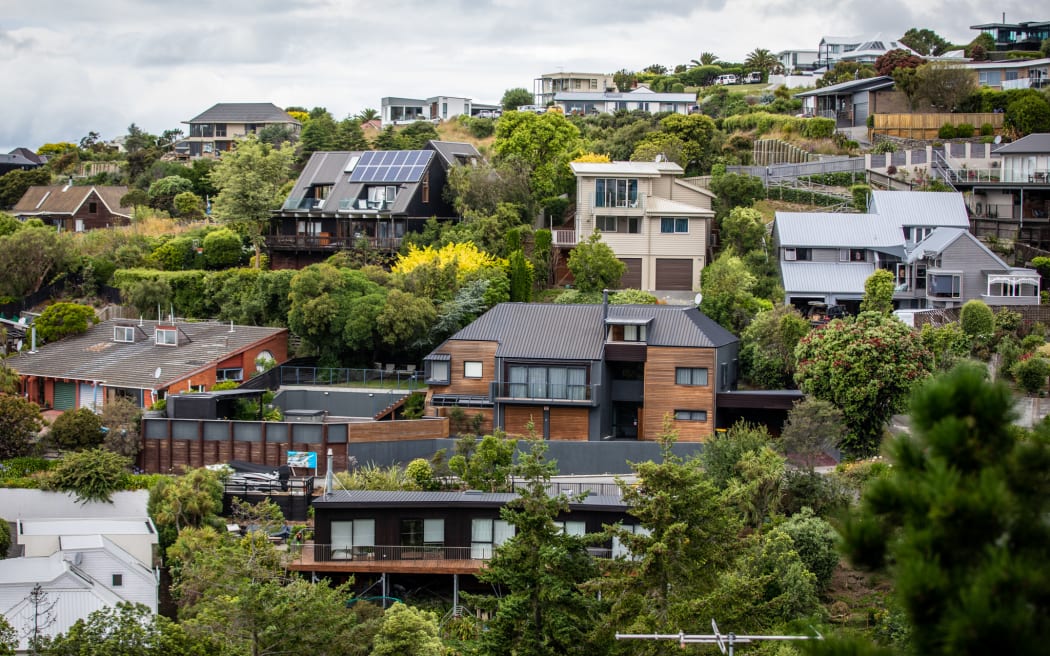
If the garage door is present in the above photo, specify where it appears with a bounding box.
[619,258,642,289]
[655,259,693,291]
[54,382,76,410]
[79,383,103,412]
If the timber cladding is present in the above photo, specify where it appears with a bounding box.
[431,340,498,396]
[643,346,716,442]
[504,406,588,440]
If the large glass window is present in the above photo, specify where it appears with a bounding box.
[928,273,962,299]
[471,519,514,558]
[594,178,639,208]
[596,216,618,232]
[507,365,587,400]
[675,367,708,386]
[155,329,177,346]
[674,410,708,421]
[331,519,375,559]
[427,360,450,384]
[660,217,688,234]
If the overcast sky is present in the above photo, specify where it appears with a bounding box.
[0,0,1033,151]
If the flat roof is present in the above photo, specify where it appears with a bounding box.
[20,518,156,537]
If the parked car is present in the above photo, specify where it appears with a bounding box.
[742,71,762,84]
[715,74,739,85]
[476,110,500,119]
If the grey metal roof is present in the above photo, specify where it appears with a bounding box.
[794,76,894,97]
[443,303,737,361]
[773,212,902,248]
[0,153,37,167]
[780,262,874,295]
[185,103,299,125]
[993,133,1050,155]
[868,191,970,228]
[907,227,1008,267]
[314,489,626,510]
[427,140,482,167]
[12,319,286,391]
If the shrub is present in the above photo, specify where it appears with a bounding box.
[34,302,98,343]
[850,184,870,211]
[960,299,995,340]
[938,123,957,139]
[1012,356,1050,394]
[780,507,840,591]
[45,448,132,503]
[954,123,975,138]
[48,407,106,451]
[871,140,897,154]
[980,122,995,136]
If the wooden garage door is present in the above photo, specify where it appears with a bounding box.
[655,259,693,291]
[619,258,642,289]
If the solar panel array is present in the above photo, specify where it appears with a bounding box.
[348,150,433,183]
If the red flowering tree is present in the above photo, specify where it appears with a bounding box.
[794,311,932,457]
[875,49,925,76]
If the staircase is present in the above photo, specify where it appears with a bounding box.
[372,392,413,421]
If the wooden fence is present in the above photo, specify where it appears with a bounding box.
[873,113,1004,140]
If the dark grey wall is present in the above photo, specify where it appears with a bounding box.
[274,389,408,417]
[344,439,703,476]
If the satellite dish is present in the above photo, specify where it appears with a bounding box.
[994,135,1002,144]
[154,367,162,379]
[694,292,703,306]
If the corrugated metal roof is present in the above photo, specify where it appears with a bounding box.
[774,212,901,248]
[185,102,299,125]
[869,191,970,228]
[427,140,482,167]
[12,320,286,391]
[22,518,156,537]
[570,161,680,176]
[780,262,874,295]
[315,489,626,510]
[907,227,1008,267]
[443,303,737,360]
[646,196,713,215]
[993,133,1050,155]
[794,76,894,97]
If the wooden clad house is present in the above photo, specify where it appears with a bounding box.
[12,184,132,232]
[422,301,738,441]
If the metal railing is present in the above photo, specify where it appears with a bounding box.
[289,543,614,565]
[266,235,403,252]
[223,476,315,496]
[510,480,623,497]
[491,381,597,403]
[278,366,425,389]
[930,151,958,192]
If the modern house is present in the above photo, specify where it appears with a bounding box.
[380,96,472,125]
[551,86,697,116]
[795,76,896,128]
[777,49,820,73]
[534,72,616,107]
[817,35,918,68]
[13,318,288,410]
[773,191,1040,310]
[965,57,1050,90]
[422,301,738,442]
[970,19,1050,52]
[0,150,43,175]
[0,495,159,652]
[267,140,481,269]
[11,184,132,232]
[562,160,715,292]
[175,102,301,159]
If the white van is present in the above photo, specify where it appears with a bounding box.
[742,71,762,84]
[715,74,738,85]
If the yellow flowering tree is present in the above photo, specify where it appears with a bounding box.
[393,243,503,283]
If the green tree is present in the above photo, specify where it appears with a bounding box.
[744,48,780,76]
[860,268,895,314]
[721,206,767,253]
[780,506,839,591]
[287,264,387,364]
[0,227,73,298]
[0,167,50,209]
[33,302,97,343]
[45,448,131,503]
[172,191,205,220]
[473,439,601,656]
[920,322,971,371]
[47,407,105,451]
[899,27,955,56]
[100,396,143,459]
[739,304,809,389]
[334,116,370,150]
[501,87,534,111]
[659,113,717,174]
[0,212,21,237]
[692,52,719,66]
[202,227,245,269]
[508,249,534,302]
[398,121,441,149]
[613,68,637,92]
[1012,356,1050,394]
[700,250,773,333]
[819,61,877,87]
[0,394,42,459]
[494,110,581,200]
[210,136,294,266]
[959,298,995,341]
[148,467,225,549]
[371,603,444,656]
[916,62,978,112]
[839,364,1050,655]
[1005,95,1050,137]
[708,173,765,220]
[795,312,932,457]
[256,123,296,147]
[566,232,626,293]
[630,132,687,168]
[33,602,210,656]
[147,175,194,213]
[297,110,338,159]
[356,108,380,122]
[375,289,437,350]
[780,398,846,472]
[448,432,515,492]
[893,66,923,110]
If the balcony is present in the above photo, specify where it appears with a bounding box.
[282,196,326,211]
[266,234,403,252]
[592,195,645,212]
[553,229,577,247]
[491,381,598,405]
[338,198,395,212]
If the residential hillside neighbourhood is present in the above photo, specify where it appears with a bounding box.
[2,15,1050,656]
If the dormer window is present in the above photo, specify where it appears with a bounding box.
[624,324,647,342]
[368,186,397,208]
[606,318,651,343]
[114,326,135,343]
[155,328,177,346]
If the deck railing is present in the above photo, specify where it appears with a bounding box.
[289,543,615,565]
[278,366,424,389]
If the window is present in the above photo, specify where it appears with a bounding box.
[594,178,639,208]
[660,217,688,234]
[978,71,1002,86]
[88,202,98,213]
[627,217,641,233]
[554,520,586,536]
[367,186,397,207]
[114,326,135,343]
[427,360,450,384]
[313,184,333,200]
[217,368,244,382]
[442,102,448,117]
[612,524,650,558]
[915,265,927,290]
[214,124,227,137]
[331,519,376,559]
[840,249,865,262]
[111,574,123,587]
[422,172,430,203]
[464,361,483,378]
[675,367,708,386]
[590,79,597,89]
[596,216,618,232]
[784,248,812,261]
[674,410,708,421]
[623,324,647,342]
[507,365,588,400]
[928,273,962,299]
[471,518,514,558]
[155,328,177,346]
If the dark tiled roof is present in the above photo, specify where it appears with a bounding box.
[0,153,37,167]
[994,133,1050,155]
[185,103,299,125]
[444,303,737,360]
[315,490,626,511]
[11,185,131,217]
[13,319,286,391]
[8,147,46,165]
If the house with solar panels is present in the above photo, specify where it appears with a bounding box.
[268,140,481,269]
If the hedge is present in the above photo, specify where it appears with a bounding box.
[723,112,837,139]
[111,269,211,318]
[766,186,846,206]
[797,172,867,186]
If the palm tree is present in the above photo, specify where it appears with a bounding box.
[690,52,719,67]
[356,108,379,122]
[744,48,781,76]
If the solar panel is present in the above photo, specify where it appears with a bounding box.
[349,150,433,183]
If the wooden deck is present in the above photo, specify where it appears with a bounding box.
[285,544,487,575]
